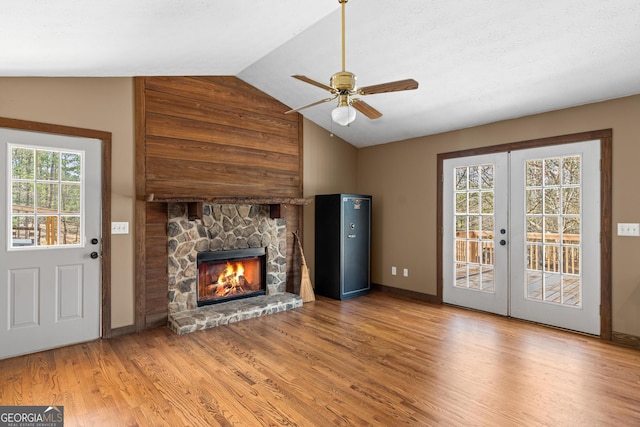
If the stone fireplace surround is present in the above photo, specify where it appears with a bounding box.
[166,203,302,334]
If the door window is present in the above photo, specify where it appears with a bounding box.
[524,155,582,307]
[9,145,83,249]
[454,164,496,293]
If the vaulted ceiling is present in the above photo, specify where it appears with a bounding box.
[2,1,640,147]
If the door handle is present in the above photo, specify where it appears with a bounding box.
[90,252,99,259]
[499,240,507,246]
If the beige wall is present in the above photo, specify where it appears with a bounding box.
[302,120,358,283]
[0,78,136,329]
[2,78,639,338]
[357,95,640,336]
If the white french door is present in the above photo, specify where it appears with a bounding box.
[442,152,509,315]
[0,128,102,359]
[443,140,601,335]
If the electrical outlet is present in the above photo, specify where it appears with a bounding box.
[403,268,409,277]
[391,266,397,276]
[617,223,640,236]
[111,221,129,235]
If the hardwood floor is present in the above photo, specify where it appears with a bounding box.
[1,291,639,426]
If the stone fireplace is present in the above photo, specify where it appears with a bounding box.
[166,203,302,334]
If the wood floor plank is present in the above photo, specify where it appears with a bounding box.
[1,291,640,426]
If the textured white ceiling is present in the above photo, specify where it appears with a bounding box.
[2,0,640,147]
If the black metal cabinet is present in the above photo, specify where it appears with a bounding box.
[315,194,371,300]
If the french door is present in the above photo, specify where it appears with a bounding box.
[442,140,601,335]
[0,128,102,359]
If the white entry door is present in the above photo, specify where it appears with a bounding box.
[443,140,601,335]
[0,128,102,359]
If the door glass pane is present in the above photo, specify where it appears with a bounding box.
[456,215,467,237]
[562,187,580,214]
[524,156,582,307]
[452,164,495,293]
[527,243,542,271]
[37,216,58,246]
[544,158,560,186]
[563,275,581,306]
[469,166,480,189]
[481,216,494,237]
[468,192,480,214]
[562,156,580,185]
[544,272,561,303]
[60,216,81,245]
[468,265,481,289]
[36,150,59,180]
[12,182,35,213]
[456,240,467,262]
[481,241,494,265]
[469,215,479,235]
[563,217,580,244]
[9,145,84,249]
[526,271,542,300]
[481,192,494,214]
[36,183,59,212]
[61,183,81,213]
[61,152,82,182]
[11,147,34,179]
[455,167,468,190]
[455,263,468,287]
[544,217,559,243]
[481,165,494,189]
[456,193,467,213]
[11,216,35,247]
[527,217,542,242]
[526,189,543,214]
[482,266,494,292]
[526,160,542,187]
[544,188,560,214]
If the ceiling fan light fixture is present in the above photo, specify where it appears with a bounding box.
[286,0,417,122]
[331,104,357,126]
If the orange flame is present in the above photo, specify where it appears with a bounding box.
[215,261,245,296]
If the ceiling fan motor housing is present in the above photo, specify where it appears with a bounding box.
[331,71,356,92]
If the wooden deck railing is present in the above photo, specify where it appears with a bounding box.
[456,232,580,274]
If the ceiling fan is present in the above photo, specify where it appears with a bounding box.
[285,0,419,126]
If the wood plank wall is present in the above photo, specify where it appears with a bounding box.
[135,76,303,329]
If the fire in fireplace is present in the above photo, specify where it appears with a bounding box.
[197,247,266,306]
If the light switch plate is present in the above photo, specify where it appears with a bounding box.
[111,221,129,235]
[617,223,640,236]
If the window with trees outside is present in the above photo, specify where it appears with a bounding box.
[9,145,83,249]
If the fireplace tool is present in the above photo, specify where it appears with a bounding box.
[293,231,315,303]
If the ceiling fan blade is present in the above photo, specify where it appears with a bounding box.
[292,75,335,93]
[285,96,338,114]
[358,79,419,95]
[351,99,382,120]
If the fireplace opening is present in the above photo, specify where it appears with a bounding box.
[197,247,267,306]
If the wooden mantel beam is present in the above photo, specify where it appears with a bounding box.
[145,194,312,206]
[145,194,312,220]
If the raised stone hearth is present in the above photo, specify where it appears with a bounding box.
[168,293,302,335]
